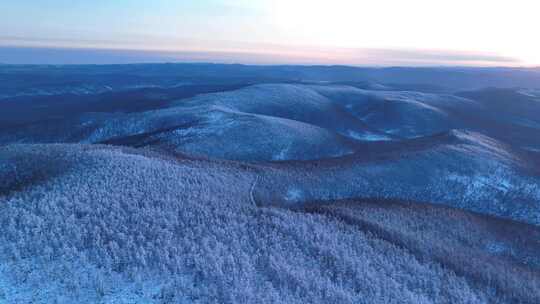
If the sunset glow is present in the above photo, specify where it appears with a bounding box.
[1,0,539,65]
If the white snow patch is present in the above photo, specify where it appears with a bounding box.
[285,188,304,203]
[347,131,390,141]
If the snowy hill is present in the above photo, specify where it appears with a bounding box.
[1,144,539,303]
[2,64,540,303]
[4,83,540,158]
[0,84,392,160]
[252,130,540,225]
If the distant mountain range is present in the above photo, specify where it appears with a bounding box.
[1,64,540,100]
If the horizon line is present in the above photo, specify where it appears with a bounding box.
[0,43,534,68]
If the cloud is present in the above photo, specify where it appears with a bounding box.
[0,37,522,66]
[354,48,519,64]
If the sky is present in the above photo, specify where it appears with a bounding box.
[1,0,539,66]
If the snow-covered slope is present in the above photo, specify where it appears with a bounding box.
[1,84,399,160]
[0,84,479,159]
[3,66,540,303]
[8,83,539,155]
[2,85,539,224]
[0,104,358,161]
[173,84,386,140]
[310,85,482,137]
[102,106,357,161]
[1,144,539,303]
[302,199,540,303]
[253,130,540,225]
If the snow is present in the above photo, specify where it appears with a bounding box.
[310,85,481,138]
[347,131,391,141]
[0,83,525,158]
[1,79,540,303]
[6,84,450,147]
[285,188,304,203]
[0,85,367,161]
[248,130,540,226]
[518,89,540,98]
[0,144,538,303]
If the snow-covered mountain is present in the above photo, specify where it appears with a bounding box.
[1,144,539,303]
[1,64,540,303]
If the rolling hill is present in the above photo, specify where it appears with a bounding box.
[1,64,540,303]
